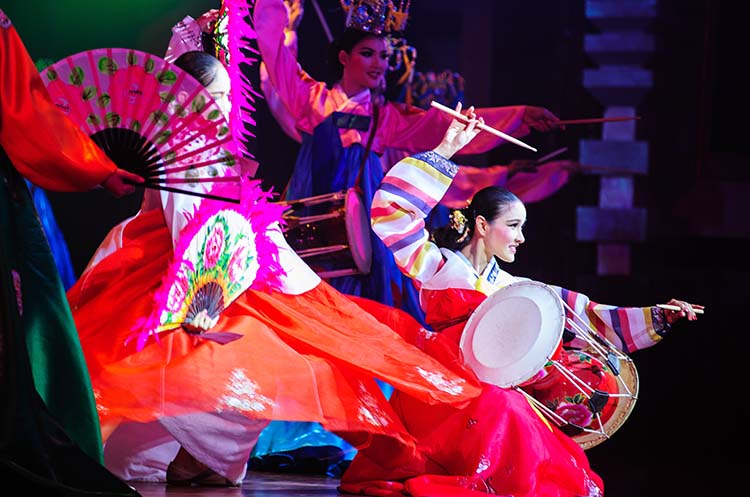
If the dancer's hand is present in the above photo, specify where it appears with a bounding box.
[523,106,563,132]
[183,309,219,334]
[663,298,704,324]
[434,103,484,159]
[101,168,144,197]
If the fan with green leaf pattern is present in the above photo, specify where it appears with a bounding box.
[41,47,242,203]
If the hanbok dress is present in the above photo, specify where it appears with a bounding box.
[340,149,674,497]
[254,0,541,325]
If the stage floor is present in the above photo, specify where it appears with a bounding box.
[131,471,341,497]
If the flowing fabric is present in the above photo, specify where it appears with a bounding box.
[67,172,482,482]
[0,10,140,496]
[68,208,478,430]
[25,181,77,289]
[342,288,604,497]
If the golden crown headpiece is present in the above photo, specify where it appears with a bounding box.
[340,0,411,35]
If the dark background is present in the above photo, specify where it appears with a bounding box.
[4,1,749,495]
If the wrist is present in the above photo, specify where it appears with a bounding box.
[433,143,457,160]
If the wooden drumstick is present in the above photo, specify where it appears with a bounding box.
[535,146,568,165]
[555,116,641,125]
[656,304,705,314]
[430,100,538,152]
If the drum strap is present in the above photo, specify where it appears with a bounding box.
[354,104,380,190]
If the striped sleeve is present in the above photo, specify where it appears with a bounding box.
[553,286,669,354]
[371,150,459,288]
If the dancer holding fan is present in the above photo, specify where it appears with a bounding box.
[67,50,483,487]
[339,108,702,497]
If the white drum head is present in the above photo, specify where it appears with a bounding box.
[460,280,564,387]
[344,188,372,274]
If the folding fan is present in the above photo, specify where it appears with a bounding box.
[41,48,242,203]
[133,181,288,349]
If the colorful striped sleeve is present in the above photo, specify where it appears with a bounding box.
[371,150,459,287]
[553,286,670,354]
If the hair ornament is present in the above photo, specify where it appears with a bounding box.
[340,0,411,35]
[450,209,470,243]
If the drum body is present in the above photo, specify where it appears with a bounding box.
[520,348,639,449]
[282,188,372,279]
[460,280,638,449]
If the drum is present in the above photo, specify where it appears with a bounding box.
[280,188,372,279]
[460,280,639,449]
[520,347,639,450]
[460,280,565,388]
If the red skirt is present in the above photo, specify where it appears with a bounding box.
[67,209,481,448]
[340,383,603,497]
[341,291,604,497]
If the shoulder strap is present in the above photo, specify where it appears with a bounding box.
[354,103,380,190]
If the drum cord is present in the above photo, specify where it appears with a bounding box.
[558,301,637,399]
[560,301,631,363]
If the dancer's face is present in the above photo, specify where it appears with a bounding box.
[206,63,231,118]
[339,36,389,94]
[481,200,527,264]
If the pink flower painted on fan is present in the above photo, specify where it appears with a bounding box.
[555,402,593,428]
[107,62,162,125]
[166,263,191,312]
[227,240,250,283]
[204,224,226,269]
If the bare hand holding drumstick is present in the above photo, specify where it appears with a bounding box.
[658,299,705,324]
[433,103,484,160]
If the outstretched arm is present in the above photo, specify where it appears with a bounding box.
[0,15,119,191]
[552,286,702,354]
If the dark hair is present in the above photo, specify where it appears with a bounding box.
[431,186,521,251]
[173,51,222,87]
[327,28,386,81]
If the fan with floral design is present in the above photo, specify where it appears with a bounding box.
[41,48,243,203]
[133,181,287,349]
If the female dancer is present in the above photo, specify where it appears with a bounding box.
[339,107,701,497]
[252,0,560,326]
[68,51,481,487]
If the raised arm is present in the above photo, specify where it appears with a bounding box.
[254,0,326,124]
[372,107,482,285]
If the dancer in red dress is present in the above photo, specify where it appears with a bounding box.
[340,107,701,497]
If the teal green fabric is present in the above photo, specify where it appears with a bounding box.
[0,151,139,496]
